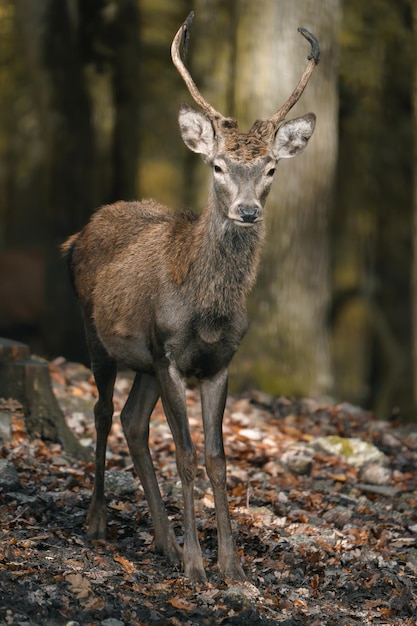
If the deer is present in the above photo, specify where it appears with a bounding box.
[62,12,319,583]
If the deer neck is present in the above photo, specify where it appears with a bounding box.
[186,195,265,316]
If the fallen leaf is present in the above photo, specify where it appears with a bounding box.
[114,553,135,574]
[65,572,92,599]
[168,596,197,610]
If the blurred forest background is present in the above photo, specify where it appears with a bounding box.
[0,0,415,420]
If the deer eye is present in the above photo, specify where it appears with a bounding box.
[266,167,276,177]
[214,164,223,174]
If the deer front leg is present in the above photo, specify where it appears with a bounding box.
[120,373,182,563]
[156,360,206,583]
[200,370,246,581]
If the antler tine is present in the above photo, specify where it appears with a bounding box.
[171,12,224,122]
[269,27,320,128]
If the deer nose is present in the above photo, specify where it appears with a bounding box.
[238,205,260,223]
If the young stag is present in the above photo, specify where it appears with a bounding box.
[62,13,319,582]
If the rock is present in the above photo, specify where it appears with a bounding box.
[101,620,125,626]
[239,427,263,441]
[336,402,369,417]
[0,459,21,491]
[380,432,402,451]
[313,435,388,467]
[323,505,353,528]
[280,443,313,475]
[51,455,70,466]
[405,548,417,565]
[221,582,261,610]
[360,463,392,485]
[355,483,401,497]
[6,491,37,505]
[104,470,137,496]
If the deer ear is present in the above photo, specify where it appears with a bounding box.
[273,113,316,160]
[179,103,215,159]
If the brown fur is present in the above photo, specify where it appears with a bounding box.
[65,197,263,365]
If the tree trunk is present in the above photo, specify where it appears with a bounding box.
[183,0,237,211]
[110,0,141,201]
[0,338,89,459]
[13,0,95,361]
[413,2,417,409]
[231,0,339,398]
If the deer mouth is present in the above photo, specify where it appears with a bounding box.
[234,216,263,227]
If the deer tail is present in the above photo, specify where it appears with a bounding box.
[61,233,80,293]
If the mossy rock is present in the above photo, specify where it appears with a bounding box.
[313,435,388,467]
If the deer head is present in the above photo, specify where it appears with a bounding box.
[171,12,319,226]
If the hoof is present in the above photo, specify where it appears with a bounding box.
[185,565,207,584]
[219,560,246,582]
[86,527,107,541]
[86,507,107,540]
[155,536,183,564]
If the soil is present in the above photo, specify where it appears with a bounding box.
[1,359,417,625]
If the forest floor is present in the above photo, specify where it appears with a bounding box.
[1,358,417,625]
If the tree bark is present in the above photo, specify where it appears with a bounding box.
[413,2,417,408]
[183,0,237,211]
[0,338,89,459]
[231,0,339,397]
[109,0,141,201]
[13,0,95,361]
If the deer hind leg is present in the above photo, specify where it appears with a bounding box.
[120,372,182,564]
[86,329,117,540]
[200,370,246,581]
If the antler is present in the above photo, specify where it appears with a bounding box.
[172,14,319,132]
[269,27,320,128]
[171,12,225,123]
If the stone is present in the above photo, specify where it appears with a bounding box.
[280,443,313,475]
[360,463,392,485]
[221,582,261,610]
[0,458,21,491]
[323,505,353,528]
[104,469,137,496]
[313,435,388,467]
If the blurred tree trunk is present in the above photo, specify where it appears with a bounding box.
[183,0,236,210]
[231,0,339,397]
[13,0,95,361]
[334,0,413,418]
[184,1,338,398]
[14,1,95,236]
[13,0,141,361]
[109,0,141,201]
[413,2,417,408]
[136,1,190,208]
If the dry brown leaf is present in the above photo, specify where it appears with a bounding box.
[329,473,347,482]
[168,596,197,611]
[114,553,135,574]
[83,595,105,610]
[65,572,92,599]
[11,415,26,441]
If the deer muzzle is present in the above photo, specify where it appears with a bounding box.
[238,204,261,224]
